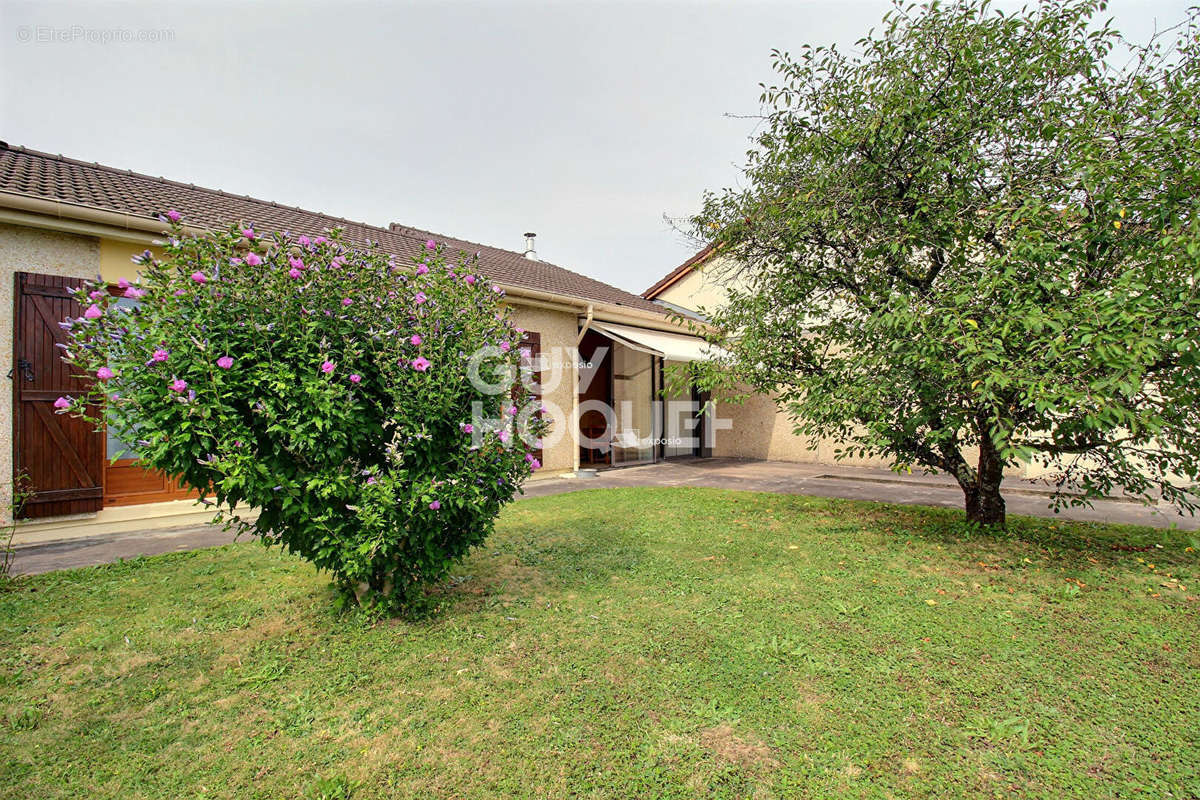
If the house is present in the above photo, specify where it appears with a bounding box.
[643,246,896,469]
[0,143,716,544]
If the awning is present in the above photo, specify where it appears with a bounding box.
[589,321,726,363]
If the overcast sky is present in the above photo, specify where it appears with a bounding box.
[0,0,1191,295]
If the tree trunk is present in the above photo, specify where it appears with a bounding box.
[963,433,1006,527]
[963,482,1005,526]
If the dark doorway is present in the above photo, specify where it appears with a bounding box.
[577,329,612,466]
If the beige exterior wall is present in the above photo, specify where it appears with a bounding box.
[506,303,579,475]
[99,238,161,284]
[711,390,892,468]
[654,253,745,315]
[710,391,1012,476]
[0,223,101,518]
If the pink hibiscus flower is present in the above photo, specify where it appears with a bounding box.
[320,361,335,374]
[412,357,431,372]
[217,356,234,369]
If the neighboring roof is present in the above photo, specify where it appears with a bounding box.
[642,243,715,299]
[0,144,663,314]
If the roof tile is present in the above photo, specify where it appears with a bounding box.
[0,144,663,314]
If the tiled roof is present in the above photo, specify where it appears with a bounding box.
[643,243,715,299]
[0,144,664,314]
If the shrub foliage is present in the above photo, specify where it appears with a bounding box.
[60,220,548,610]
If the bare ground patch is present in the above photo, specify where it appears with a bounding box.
[699,724,780,770]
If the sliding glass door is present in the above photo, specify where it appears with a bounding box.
[611,345,655,466]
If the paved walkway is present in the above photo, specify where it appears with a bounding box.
[10,458,1196,575]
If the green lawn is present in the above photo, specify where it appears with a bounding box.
[1,488,1197,799]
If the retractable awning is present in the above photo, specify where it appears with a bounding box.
[589,321,726,363]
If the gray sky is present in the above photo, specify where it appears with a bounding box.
[0,0,1191,295]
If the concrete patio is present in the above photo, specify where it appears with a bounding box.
[9,458,1196,575]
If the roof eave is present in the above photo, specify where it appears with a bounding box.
[0,192,682,328]
[642,244,717,299]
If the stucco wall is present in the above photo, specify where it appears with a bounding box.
[711,390,1035,480]
[0,223,101,517]
[655,254,745,315]
[712,390,892,468]
[99,238,161,284]
[506,303,580,474]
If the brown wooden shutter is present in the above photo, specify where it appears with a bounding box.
[517,331,543,462]
[13,272,105,518]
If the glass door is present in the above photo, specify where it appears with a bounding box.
[662,359,697,458]
[611,344,655,465]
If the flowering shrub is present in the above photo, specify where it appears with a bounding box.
[59,219,549,611]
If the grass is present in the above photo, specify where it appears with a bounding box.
[1,488,1197,799]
